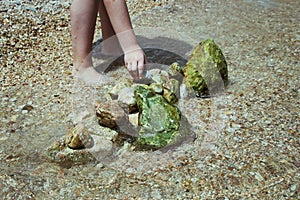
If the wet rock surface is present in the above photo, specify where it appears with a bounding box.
[0,0,299,199]
[65,125,94,149]
[96,100,129,129]
[94,68,193,151]
[183,38,228,97]
[134,84,182,150]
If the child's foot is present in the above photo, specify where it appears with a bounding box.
[72,67,112,85]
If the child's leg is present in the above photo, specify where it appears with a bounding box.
[70,0,111,84]
[98,0,122,55]
[102,0,146,79]
[70,0,99,70]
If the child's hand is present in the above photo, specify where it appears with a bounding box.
[124,47,146,79]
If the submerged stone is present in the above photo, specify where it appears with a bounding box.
[168,62,183,78]
[109,78,133,99]
[162,87,178,105]
[146,69,169,84]
[96,100,128,129]
[65,125,94,149]
[46,127,97,166]
[149,83,164,94]
[46,133,113,167]
[134,85,181,150]
[163,78,180,104]
[183,38,228,97]
[117,87,137,113]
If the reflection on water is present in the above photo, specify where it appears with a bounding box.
[90,26,227,172]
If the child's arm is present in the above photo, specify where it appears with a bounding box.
[103,0,145,79]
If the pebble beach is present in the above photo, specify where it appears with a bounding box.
[0,0,299,199]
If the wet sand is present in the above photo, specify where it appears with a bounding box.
[0,0,299,199]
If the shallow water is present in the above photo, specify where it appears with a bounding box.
[1,0,299,198]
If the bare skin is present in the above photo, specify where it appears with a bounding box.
[70,0,146,84]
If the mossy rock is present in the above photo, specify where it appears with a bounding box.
[183,38,228,97]
[134,85,181,150]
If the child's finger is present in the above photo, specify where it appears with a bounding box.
[127,62,138,79]
[138,60,144,79]
[133,62,139,79]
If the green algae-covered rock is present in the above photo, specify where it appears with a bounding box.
[163,78,180,104]
[183,39,228,97]
[168,62,183,78]
[134,85,181,150]
[148,82,178,105]
[162,87,178,105]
